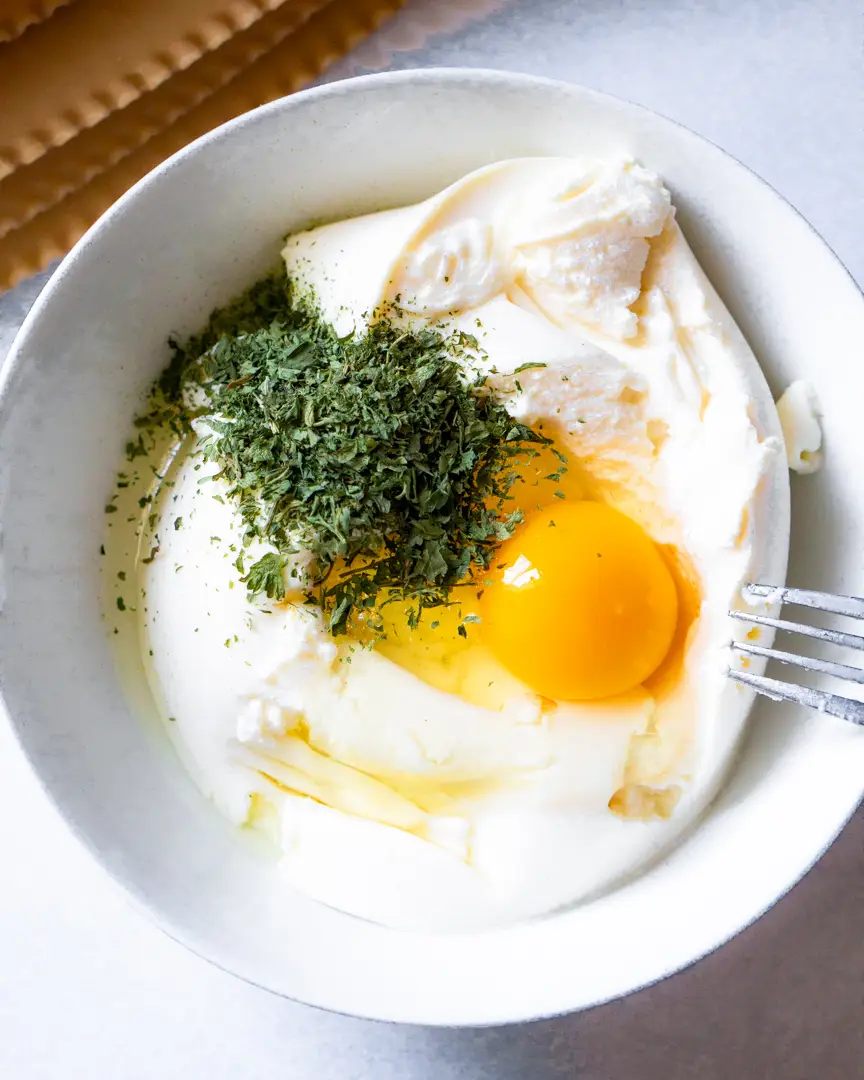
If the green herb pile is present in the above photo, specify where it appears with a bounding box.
[157,271,560,635]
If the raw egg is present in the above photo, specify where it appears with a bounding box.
[480,501,678,701]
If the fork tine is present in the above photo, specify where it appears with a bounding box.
[728,609,864,650]
[733,640,864,683]
[745,584,864,620]
[729,669,864,726]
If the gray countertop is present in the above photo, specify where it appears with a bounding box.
[1,1,863,1076]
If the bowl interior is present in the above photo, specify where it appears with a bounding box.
[1,70,863,1025]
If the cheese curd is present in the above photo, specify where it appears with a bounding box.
[776,380,823,474]
[124,158,791,931]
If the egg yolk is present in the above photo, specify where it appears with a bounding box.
[479,501,678,701]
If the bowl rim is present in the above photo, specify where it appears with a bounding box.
[2,66,863,1027]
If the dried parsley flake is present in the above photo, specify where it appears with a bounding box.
[156,271,557,635]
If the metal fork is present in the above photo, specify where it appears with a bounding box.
[729,584,864,726]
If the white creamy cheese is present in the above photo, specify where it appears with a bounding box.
[131,157,790,931]
[776,380,823,474]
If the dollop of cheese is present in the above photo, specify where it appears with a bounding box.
[131,157,790,931]
[776,380,823,474]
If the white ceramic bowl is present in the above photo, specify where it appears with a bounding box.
[2,69,863,1026]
